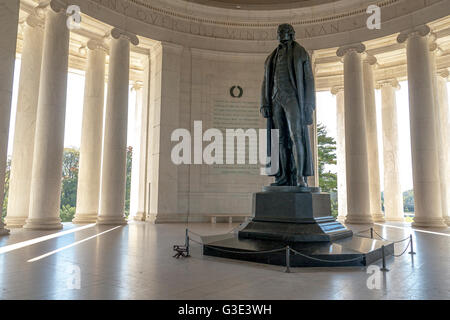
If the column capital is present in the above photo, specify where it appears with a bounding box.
[25,13,45,29]
[110,28,139,46]
[331,86,344,95]
[49,0,68,13]
[363,53,377,66]
[131,81,143,91]
[336,43,366,57]
[376,79,400,90]
[397,25,431,44]
[87,39,109,53]
[437,68,449,80]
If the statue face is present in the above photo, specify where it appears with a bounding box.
[277,24,295,43]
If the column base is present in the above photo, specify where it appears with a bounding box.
[72,213,98,224]
[23,218,63,230]
[133,212,146,221]
[0,221,10,236]
[412,216,448,228]
[96,215,127,225]
[345,215,373,224]
[445,217,450,226]
[4,216,27,228]
[372,212,385,222]
[336,215,347,223]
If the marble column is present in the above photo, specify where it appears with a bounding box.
[397,25,446,227]
[129,81,143,220]
[97,29,139,225]
[5,13,44,228]
[73,40,107,224]
[337,43,373,224]
[363,55,384,222]
[436,69,450,225]
[24,3,70,230]
[0,0,20,235]
[133,56,151,221]
[331,86,347,222]
[148,42,183,223]
[428,42,449,228]
[378,79,404,221]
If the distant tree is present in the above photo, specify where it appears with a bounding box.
[317,123,338,216]
[403,190,414,213]
[60,148,80,221]
[1,158,11,219]
[125,146,133,217]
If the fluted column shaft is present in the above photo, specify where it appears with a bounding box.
[97,29,138,225]
[134,57,151,221]
[379,80,404,221]
[331,87,347,221]
[0,0,20,235]
[24,4,70,230]
[436,70,450,225]
[397,25,446,227]
[363,56,384,222]
[337,44,373,224]
[73,41,107,224]
[129,82,143,220]
[6,14,44,228]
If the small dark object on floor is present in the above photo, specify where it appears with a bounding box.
[173,245,189,258]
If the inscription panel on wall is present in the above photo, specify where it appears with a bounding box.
[211,99,261,176]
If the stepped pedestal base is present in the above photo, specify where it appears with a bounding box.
[203,188,393,267]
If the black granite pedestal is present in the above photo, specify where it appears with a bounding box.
[202,187,394,267]
[239,189,353,242]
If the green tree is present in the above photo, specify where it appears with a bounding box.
[2,158,11,219]
[125,146,133,218]
[317,123,338,216]
[60,148,80,221]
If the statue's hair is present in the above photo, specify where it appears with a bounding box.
[277,24,296,39]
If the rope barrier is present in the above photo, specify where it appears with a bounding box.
[179,227,416,272]
[393,239,412,257]
[289,247,364,264]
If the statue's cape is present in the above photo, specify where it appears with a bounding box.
[261,41,316,125]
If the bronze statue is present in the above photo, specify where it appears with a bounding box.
[261,24,316,187]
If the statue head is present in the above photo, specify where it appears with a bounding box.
[277,24,295,43]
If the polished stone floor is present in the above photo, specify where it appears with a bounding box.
[0,221,449,299]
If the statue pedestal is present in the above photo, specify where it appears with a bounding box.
[202,187,394,267]
[239,189,352,242]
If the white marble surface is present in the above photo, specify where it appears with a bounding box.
[398,26,447,228]
[363,56,384,222]
[74,43,106,224]
[0,221,448,299]
[6,16,44,228]
[25,7,70,230]
[97,33,132,225]
[380,81,404,222]
[338,44,373,224]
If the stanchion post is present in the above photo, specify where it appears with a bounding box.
[285,246,291,273]
[380,245,389,272]
[409,234,416,255]
[370,227,374,239]
[185,228,190,257]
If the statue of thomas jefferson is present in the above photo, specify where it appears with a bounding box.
[261,23,316,187]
